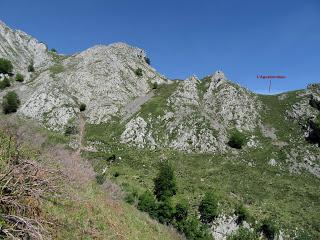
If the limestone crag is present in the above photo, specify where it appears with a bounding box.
[121,72,262,153]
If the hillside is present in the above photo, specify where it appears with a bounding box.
[0,20,319,240]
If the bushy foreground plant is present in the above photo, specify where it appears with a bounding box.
[228,129,247,149]
[2,91,20,114]
[0,77,11,90]
[199,191,218,223]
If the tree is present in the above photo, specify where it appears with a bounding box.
[79,103,86,112]
[0,77,11,90]
[134,68,143,77]
[0,58,13,74]
[138,191,157,218]
[2,91,20,114]
[153,162,177,201]
[28,62,35,72]
[15,73,24,82]
[199,191,218,223]
[228,129,247,149]
[174,201,189,222]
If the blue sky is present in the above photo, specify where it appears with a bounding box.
[1,0,320,94]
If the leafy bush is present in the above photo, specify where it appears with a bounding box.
[15,73,24,82]
[307,114,320,144]
[259,219,279,240]
[28,62,35,72]
[0,58,13,74]
[177,216,211,240]
[79,103,86,112]
[235,204,250,224]
[50,48,57,53]
[64,121,78,135]
[96,173,106,185]
[134,68,143,77]
[152,82,158,89]
[138,191,158,218]
[156,198,175,224]
[153,162,177,201]
[0,77,11,90]
[174,201,189,222]
[2,91,20,114]
[125,190,139,205]
[228,130,247,149]
[199,191,218,223]
[144,57,151,65]
[227,227,258,240]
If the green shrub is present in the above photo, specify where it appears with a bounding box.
[227,227,258,240]
[125,190,139,205]
[228,129,247,149]
[28,62,35,72]
[79,103,86,112]
[0,77,11,90]
[2,91,20,114]
[155,199,175,224]
[199,191,218,223]
[96,173,106,185]
[235,204,250,224]
[138,191,158,218]
[152,82,158,89]
[144,57,151,65]
[50,48,57,53]
[64,121,78,135]
[177,216,211,240]
[174,201,189,222]
[134,68,143,77]
[15,73,24,82]
[0,58,13,74]
[153,161,177,201]
[259,219,279,240]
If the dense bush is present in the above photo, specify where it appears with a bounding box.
[2,91,20,114]
[79,103,86,111]
[177,216,212,240]
[144,57,151,65]
[235,204,250,224]
[156,198,175,224]
[294,232,313,240]
[138,191,158,218]
[50,48,57,53]
[153,161,177,201]
[96,173,106,185]
[125,190,139,205]
[0,77,11,90]
[227,227,258,240]
[174,201,189,222]
[15,73,24,82]
[228,129,247,149]
[134,68,143,77]
[199,191,218,223]
[0,58,13,74]
[152,82,158,89]
[259,219,279,240]
[307,114,320,144]
[28,62,35,72]
[64,121,78,135]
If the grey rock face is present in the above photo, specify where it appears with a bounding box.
[0,21,52,78]
[121,71,261,153]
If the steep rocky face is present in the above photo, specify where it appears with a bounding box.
[121,71,261,153]
[0,21,52,78]
[0,21,169,131]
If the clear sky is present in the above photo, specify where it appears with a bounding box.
[1,0,320,94]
